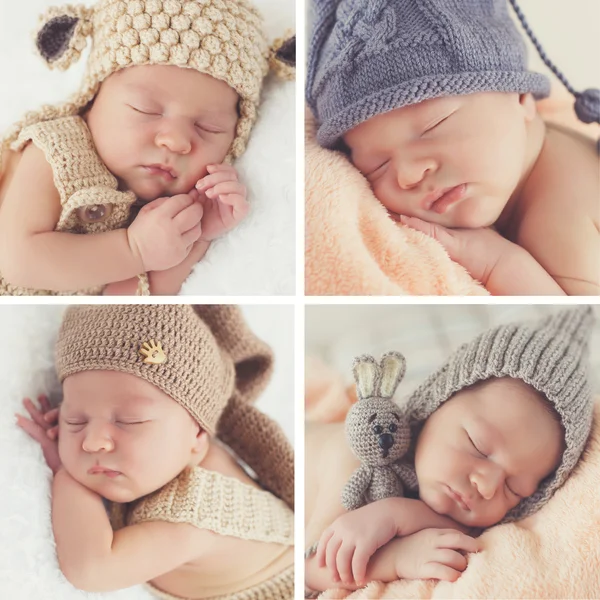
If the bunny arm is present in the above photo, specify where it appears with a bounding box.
[341,465,372,511]
[389,461,419,491]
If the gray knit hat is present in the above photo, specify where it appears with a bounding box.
[398,306,595,524]
[307,0,600,149]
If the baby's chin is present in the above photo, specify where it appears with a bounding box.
[123,173,197,202]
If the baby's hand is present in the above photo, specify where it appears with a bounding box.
[316,502,399,586]
[15,395,62,474]
[127,193,204,271]
[195,164,249,241]
[398,216,514,285]
[395,528,481,582]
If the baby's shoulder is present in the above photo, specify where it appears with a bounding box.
[517,125,599,294]
[528,125,597,207]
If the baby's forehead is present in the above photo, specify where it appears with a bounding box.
[61,392,159,413]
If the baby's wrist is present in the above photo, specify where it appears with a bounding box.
[125,227,146,272]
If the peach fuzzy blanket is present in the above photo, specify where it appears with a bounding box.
[306,359,600,599]
[305,89,598,296]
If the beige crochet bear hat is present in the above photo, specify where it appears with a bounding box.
[55,304,294,509]
[3,0,295,162]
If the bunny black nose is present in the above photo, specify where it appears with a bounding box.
[378,433,394,451]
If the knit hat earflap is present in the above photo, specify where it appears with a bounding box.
[1,0,295,169]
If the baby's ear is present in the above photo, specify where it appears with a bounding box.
[35,5,94,71]
[192,429,210,463]
[519,93,537,122]
[268,32,295,81]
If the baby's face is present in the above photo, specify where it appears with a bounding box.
[85,64,239,202]
[58,370,204,503]
[344,93,536,228]
[414,378,564,527]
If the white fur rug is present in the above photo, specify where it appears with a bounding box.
[0,0,295,296]
[0,305,294,599]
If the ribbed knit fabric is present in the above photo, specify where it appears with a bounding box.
[144,564,294,599]
[399,306,595,523]
[307,0,551,148]
[1,0,272,166]
[110,466,293,544]
[0,115,151,295]
[55,304,295,510]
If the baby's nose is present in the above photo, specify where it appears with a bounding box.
[155,120,192,155]
[395,157,437,190]
[82,427,115,453]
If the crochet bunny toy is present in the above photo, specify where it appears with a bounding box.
[341,351,413,510]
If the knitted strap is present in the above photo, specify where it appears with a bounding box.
[121,466,294,546]
[136,272,150,296]
[509,0,600,124]
[13,116,137,230]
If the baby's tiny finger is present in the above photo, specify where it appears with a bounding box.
[196,170,237,191]
[38,395,51,412]
[325,537,343,583]
[335,543,355,585]
[23,398,47,428]
[206,163,235,174]
[47,426,58,439]
[205,181,244,199]
[44,407,59,422]
[316,529,334,568]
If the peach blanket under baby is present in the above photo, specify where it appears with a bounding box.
[305,88,598,296]
[306,360,600,599]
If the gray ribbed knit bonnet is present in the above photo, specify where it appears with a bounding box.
[307,0,600,149]
[399,306,595,524]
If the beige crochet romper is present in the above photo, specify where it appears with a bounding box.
[110,466,295,600]
[0,114,148,295]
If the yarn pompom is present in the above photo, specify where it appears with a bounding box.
[574,88,600,124]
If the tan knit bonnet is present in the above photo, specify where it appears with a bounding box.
[1,0,295,166]
[55,304,294,509]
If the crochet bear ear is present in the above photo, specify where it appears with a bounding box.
[35,5,94,71]
[269,32,295,81]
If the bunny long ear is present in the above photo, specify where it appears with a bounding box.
[352,354,380,400]
[268,31,295,81]
[377,352,406,399]
[35,5,94,71]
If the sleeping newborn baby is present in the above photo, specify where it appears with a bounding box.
[305,307,594,592]
[16,305,294,599]
[307,0,599,295]
[0,0,293,296]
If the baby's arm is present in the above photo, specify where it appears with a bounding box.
[307,528,480,591]
[399,217,566,295]
[314,496,471,586]
[104,239,211,295]
[52,467,209,592]
[0,144,202,292]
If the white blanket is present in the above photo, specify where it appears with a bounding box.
[0,0,295,296]
[0,305,294,599]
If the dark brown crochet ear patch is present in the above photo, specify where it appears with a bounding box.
[276,35,295,67]
[37,16,79,62]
